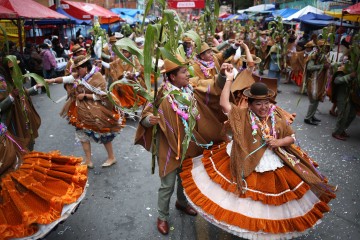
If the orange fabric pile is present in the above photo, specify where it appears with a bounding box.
[0,151,87,239]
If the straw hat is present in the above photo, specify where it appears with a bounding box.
[239,54,261,64]
[243,82,275,100]
[78,35,84,39]
[71,44,85,54]
[317,39,330,46]
[73,55,91,68]
[161,54,188,73]
[304,40,315,48]
[260,30,268,35]
[199,42,212,55]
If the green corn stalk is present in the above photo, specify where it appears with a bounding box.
[0,25,9,54]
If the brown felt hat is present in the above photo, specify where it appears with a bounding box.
[73,55,91,68]
[239,54,261,64]
[243,82,275,100]
[161,54,188,73]
[71,44,85,54]
[304,40,316,48]
[199,42,212,55]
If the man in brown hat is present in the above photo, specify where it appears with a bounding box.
[177,36,194,60]
[135,55,232,235]
[303,39,331,125]
[192,41,240,80]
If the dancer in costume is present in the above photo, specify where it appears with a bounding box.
[135,55,232,235]
[46,55,125,169]
[180,76,337,239]
[303,40,332,125]
[0,62,41,151]
[289,40,315,87]
[0,59,87,239]
[99,42,147,109]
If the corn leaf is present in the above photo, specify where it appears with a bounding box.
[24,73,51,99]
[159,47,184,66]
[141,0,154,30]
[5,55,25,96]
[143,24,156,92]
[0,25,9,54]
[112,44,136,68]
[163,10,177,51]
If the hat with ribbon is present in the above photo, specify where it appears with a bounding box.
[73,55,91,68]
[243,82,275,100]
[71,44,85,54]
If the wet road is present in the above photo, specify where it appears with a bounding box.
[30,80,360,240]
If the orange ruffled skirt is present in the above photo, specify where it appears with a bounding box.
[180,142,332,240]
[112,84,147,109]
[0,151,88,240]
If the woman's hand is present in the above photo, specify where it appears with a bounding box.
[267,136,294,150]
[77,93,86,100]
[266,138,283,150]
[148,115,160,125]
[225,67,234,81]
[35,83,44,88]
[220,63,233,75]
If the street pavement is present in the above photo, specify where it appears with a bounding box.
[30,80,360,240]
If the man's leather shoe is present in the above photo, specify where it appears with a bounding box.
[332,133,346,141]
[312,116,321,122]
[157,218,169,235]
[175,201,197,216]
[304,119,318,126]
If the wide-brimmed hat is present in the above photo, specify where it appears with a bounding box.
[43,39,52,48]
[73,55,91,68]
[199,42,212,55]
[161,54,188,73]
[114,32,124,39]
[317,39,330,46]
[78,35,84,39]
[239,54,261,64]
[260,30,268,35]
[71,44,85,54]
[243,82,275,100]
[304,40,315,48]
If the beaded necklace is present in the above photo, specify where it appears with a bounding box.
[194,56,215,79]
[163,78,200,121]
[249,104,277,143]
